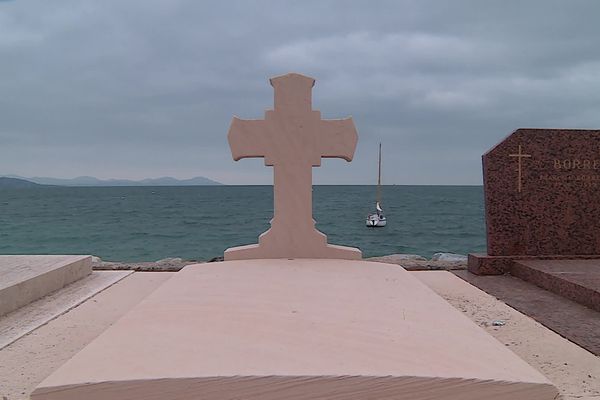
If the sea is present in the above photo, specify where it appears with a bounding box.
[0,185,486,262]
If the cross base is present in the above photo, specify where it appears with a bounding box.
[225,243,361,260]
[224,228,361,260]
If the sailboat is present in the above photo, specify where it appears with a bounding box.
[366,143,387,227]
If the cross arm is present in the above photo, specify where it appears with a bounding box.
[227,117,269,161]
[318,117,358,161]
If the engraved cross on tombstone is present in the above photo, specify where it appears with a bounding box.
[224,73,362,260]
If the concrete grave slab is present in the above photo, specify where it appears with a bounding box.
[33,260,557,399]
[0,255,91,316]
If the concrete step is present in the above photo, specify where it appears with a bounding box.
[0,270,132,350]
[511,259,600,312]
[0,255,92,316]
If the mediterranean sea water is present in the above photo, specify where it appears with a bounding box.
[0,186,485,262]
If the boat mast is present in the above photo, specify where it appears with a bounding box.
[376,142,382,206]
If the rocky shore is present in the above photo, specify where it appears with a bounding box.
[92,253,468,272]
[92,257,197,272]
[367,253,468,270]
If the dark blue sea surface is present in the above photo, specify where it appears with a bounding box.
[0,186,485,261]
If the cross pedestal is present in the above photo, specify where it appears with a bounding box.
[224,73,361,260]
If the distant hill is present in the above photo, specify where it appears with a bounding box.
[0,177,43,188]
[3,175,222,187]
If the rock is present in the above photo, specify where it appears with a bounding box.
[208,256,224,263]
[139,262,185,272]
[155,257,183,265]
[91,256,102,263]
[431,253,468,262]
[368,254,428,263]
[92,258,201,272]
[366,253,467,271]
[92,262,134,271]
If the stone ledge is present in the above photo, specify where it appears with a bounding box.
[467,253,600,275]
[0,255,92,316]
[0,270,132,350]
[32,376,555,400]
[511,259,600,312]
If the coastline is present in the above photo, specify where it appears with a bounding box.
[91,253,469,272]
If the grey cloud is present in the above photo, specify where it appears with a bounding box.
[1,0,600,183]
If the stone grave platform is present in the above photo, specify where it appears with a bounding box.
[0,255,92,317]
[453,269,600,356]
[468,253,600,275]
[511,259,600,312]
[33,259,557,399]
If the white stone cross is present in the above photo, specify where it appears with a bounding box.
[224,73,361,260]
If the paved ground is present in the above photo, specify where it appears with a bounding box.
[1,269,598,399]
[454,270,600,356]
[0,272,174,400]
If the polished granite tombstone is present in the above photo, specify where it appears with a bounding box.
[469,128,600,275]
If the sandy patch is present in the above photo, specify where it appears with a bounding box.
[413,271,600,400]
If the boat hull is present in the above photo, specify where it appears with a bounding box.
[366,215,386,227]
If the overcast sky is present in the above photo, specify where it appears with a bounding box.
[1,1,599,184]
